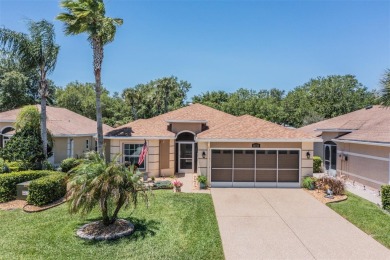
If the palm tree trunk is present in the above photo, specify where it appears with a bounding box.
[111,194,126,223]
[40,78,48,169]
[93,38,104,157]
[101,198,110,226]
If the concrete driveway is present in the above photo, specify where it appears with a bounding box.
[211,188,390,260]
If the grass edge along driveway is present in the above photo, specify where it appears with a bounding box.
[0,190,224,260]
[328,191,390,249]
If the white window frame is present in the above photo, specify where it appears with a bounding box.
[123,143,146,170]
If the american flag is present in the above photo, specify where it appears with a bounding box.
[138,140,148,166]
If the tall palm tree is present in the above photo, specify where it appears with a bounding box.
[379,68,390,106]
[57,0,123,156]
[0,20,59,165]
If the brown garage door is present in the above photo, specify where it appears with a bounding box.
[211,149,300,188]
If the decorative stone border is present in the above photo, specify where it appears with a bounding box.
[76,219,135,240]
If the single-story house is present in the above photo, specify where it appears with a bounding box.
[0,105,113,165]
[104,103,319,188]
[299,105,390,189]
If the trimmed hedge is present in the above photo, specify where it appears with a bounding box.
[27,173,67,206]
[153,180,173,189]
[60,158,81,173]
[0,170,57,202]
[382,185,390,211]
[313,156,322,173]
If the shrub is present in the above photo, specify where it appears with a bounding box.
[313,156,322,173]
[7,161,24,172]
[315,177,345,195]
[302,176,317,190]
[0,170,57,202]
[153,180,173,189]
[0,159,10,174]
[60,158,81,173]
[27,173,67,206]
[382,185,390,211]
[197,175,207,184]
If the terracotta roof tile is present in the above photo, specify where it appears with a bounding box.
[197,115,317,140]
[299,106,390,143]
[0,105,113,136]
[105,103,236,137]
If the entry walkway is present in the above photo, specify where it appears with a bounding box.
[212,188,390,260]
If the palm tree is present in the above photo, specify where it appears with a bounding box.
[68,153,148,226]
[379,69,390,106]
[0,20,59,164]
[57,0,123,156]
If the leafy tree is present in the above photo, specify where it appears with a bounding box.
[192,90,230,111]
[123,76,191,119]
[379,68,390,106]
[56,81,131,127]
[57,0,123,156]
[0,105,53,169]
[0,71,30,111]
[0,20,59,162]
[68,153,148,226]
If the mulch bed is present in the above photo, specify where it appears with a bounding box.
[304,188,347,204]
[23,197,67,213]
[0,197,66,212]
[0,200,26,210]
[77,219,135,240]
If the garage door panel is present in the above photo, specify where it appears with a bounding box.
[234,169,254,182]
[278,170,299,182]
[256,170,277,182]
[256,152,277,168]
[278,151,299,169]
[211,169,232,182]
[211,150,233,168]
[234,150,254,168]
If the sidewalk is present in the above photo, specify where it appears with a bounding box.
[345,180,382,206]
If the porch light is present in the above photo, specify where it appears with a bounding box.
[202,151,206,159]
[306,151,311,159]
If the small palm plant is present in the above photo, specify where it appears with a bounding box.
[68,153,148,226]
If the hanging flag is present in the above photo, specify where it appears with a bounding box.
[138,139,148,166]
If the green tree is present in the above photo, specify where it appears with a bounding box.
[68,153,148,226]
[379,69,390,106]
[0,71,30,111]
[123,76,191,119]
[57,0,123,156]
[0,20,60,162]
[192,90,230,111]
[0,105,53,169]
[56,81,131,127]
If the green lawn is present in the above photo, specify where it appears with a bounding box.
[0,190,224,260]
[328,191,390,249]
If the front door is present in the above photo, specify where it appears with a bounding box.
[324,143,337,176]
[178,142,194,173]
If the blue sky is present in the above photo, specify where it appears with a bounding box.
[0,0,389,99]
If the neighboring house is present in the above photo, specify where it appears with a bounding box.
[0,106,113,165]
[104,103,319,188]
[299,105,390,189]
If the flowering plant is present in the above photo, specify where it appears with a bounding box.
[172,179,183,188]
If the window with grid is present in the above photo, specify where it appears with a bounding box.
[123,144,146,169]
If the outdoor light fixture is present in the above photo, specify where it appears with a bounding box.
[306,151,311,159]
[202,151,206,159]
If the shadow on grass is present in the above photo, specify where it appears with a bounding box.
[80,217,160,245]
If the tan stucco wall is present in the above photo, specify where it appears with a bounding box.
[53,136,93,165]
[337,142,390,189]
[210,142,302,148]
[109,138,175,177]
[171,123,202,134]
